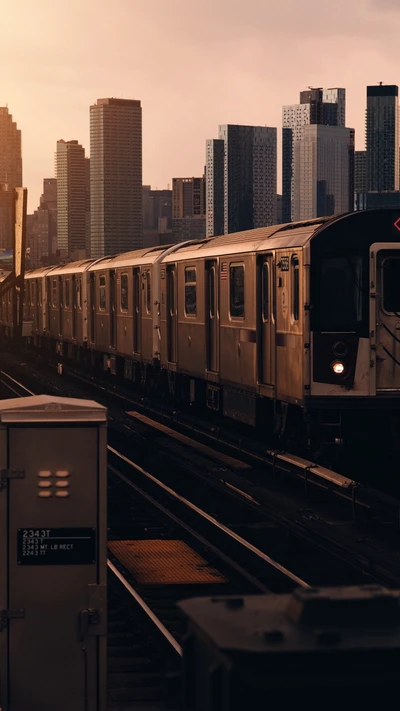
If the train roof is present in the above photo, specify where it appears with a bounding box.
[22,210,400,278]
[87,245,168,271]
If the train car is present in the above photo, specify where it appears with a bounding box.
[4,208,400,457]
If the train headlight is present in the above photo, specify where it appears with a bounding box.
[332,361,345,375]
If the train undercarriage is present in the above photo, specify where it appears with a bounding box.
[8,332,399,477]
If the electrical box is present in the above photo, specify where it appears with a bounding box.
[0,395,107,711]
[180,585,400,710]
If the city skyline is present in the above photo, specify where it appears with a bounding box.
[4,0,400,211]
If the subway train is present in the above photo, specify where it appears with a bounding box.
[2,208,400,458]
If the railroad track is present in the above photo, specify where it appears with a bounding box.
[3,358,400,577]
[0,366,387,587]
[6,365,398,709]
[0,368,316,710]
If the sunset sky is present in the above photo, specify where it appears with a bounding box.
[2,0,400,210]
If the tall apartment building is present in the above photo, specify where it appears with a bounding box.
[90,97,142,257]
[0,107,22,189]
[366,84,399,192]
[172,176,206,242]
[206,139,224,237]
[56,140,87,259]
[293,125,354,220]
[85,157,91,257]
[0,107,23,250]
[206,124,277,236]
[282,87,347,222]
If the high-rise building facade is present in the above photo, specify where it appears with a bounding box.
[354,151,367,194]
[206,125,277,236]
[0,107,22,189]
[142,186,173,248]
[56,140,87,259]
[293,125,353,220]
[366,84,399,192]
[172,177,206,243]
[90,97,142,257]
[142,186,172,230]
[322,88,346,126]
[282,88,346,222]
[172,177,206,218]
[0,107,23,251]
[85,157,91,257]
[26,178,57,267]
[206,139,224,237]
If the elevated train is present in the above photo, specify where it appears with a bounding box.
[2,208,400,457]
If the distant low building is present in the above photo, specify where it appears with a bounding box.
[26,178,57,267]
[355,190,400,211]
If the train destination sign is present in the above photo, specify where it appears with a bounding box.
[17,527,96,566]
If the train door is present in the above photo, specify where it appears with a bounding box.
[89,273,95,343]
[36,280,40,330]
[370,243,400,393]
[133,267,141,353]
[167,264,177,363]
[110,270,116,348]
[45,277,51,333]
[205,260,218,372]
[58,276,63,335]
[258,254,275,386]
[72,274,77,340]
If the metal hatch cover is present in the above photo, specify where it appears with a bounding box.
[108,539,228,585]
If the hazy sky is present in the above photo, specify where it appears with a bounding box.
[2,0,400,210]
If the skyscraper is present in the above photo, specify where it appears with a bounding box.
[282,88,346,222]
[206,138,224,237]
[85,157,90,257]
[90,98,142,257]
[206,124,277,236]
[0,107,23,250]
[56,140,87,259]
[366,84,399,191]
[322,88,346,126]
[293,125,353,220]
[0,107,22,189]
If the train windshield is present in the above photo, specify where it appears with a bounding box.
[383,257,400,313]
[317,255,365,332]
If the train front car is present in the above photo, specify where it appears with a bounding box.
[308,208,400,460]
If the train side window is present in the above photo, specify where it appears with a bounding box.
[99,274,106,310]
[291,255,299,322]
[185,267,197,316]
[262,263,269,321]
[65,279,70,308]
[230,264,244,319]
[121,273,128,311]
[146,271,151,314]
[383,258,400,312]
[76,278,82,310]
[52,279,57,307]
